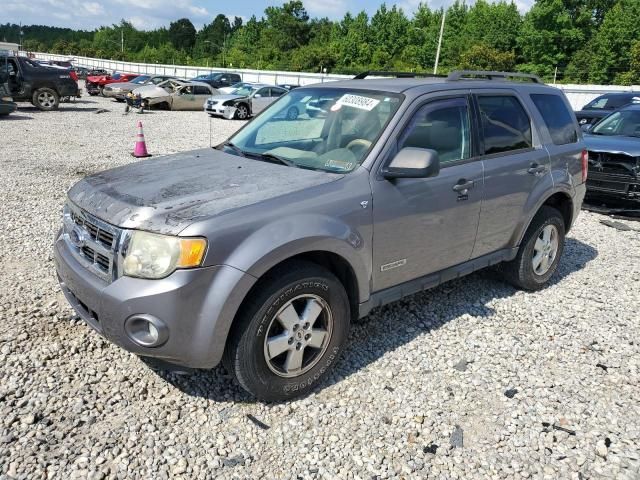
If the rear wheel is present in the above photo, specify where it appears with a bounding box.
[501,206,565,290]
[32,88,59,111]
[223,261,351,401]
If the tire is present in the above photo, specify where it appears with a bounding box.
[234,103,249,120]
[286,106,299,120]
[223,261,351,401]
[32,88,59,111]
[501,206,565,291]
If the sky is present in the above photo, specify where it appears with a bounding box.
[3,0,534,31]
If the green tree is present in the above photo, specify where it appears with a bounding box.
[168,18,196,51]
[459,44,516,70]
[517,0,587,78]
[578,0,640,83]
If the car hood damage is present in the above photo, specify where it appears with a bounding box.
[584,134,640,157]
[67,148,342,235]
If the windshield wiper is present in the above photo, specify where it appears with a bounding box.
[251,152,296,168]
[219,141,246,157]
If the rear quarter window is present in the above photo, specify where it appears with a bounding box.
[530,94,578,145]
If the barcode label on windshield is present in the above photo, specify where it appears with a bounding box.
[337,94,380,111]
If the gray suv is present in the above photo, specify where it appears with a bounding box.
[54,70,587,401]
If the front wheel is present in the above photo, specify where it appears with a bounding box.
[32,88,59,111]
[234,103,249,120]
[500,206,565,290]
[224,261,351,401]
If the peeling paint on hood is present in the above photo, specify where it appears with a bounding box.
[67,148,342,235]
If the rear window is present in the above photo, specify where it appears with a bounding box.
[530,94,578,145]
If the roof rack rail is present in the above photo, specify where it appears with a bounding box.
[354,71,445,80]
[447,70,542,83]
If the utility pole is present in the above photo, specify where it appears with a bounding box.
[433,10,446,75]
[121,29,124,53]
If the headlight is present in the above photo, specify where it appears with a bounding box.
[122,231,207,279]
[1,96,12,102]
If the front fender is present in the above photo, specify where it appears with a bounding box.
[224,214,371,303]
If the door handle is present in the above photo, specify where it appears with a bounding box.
[527,163,546,175]
[452,180,474,192]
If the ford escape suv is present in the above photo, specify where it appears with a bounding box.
[55,70,587,401]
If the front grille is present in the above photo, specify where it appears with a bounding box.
[587,178,629,192]
[63,203,122,282]
[70,210,114,249]
[588,152,639,176]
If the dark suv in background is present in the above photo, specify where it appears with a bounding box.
[55,70,586,401]
[191,72,241,89]
[576,92,640,126]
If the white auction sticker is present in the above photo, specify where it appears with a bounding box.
[337,94,380,111]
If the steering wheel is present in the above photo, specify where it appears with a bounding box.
[346,138,372,153]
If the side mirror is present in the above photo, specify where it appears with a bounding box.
[580,123,592,133]
[254,94,262,98]
[383,147,441,179]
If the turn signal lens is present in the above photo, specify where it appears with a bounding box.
[177,238,207,268]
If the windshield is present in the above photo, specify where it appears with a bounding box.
[226,88,403,173]
[131,75,150,84]
[591,109,640,137]
[232,85,259,96]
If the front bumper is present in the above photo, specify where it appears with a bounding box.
[85,84,101,95]
[103,89,126,99]
[54,234,256,368]
[586,171,640,201]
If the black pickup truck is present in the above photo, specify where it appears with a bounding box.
[0,54,80,111]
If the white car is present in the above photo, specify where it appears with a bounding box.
[203,84,295,120]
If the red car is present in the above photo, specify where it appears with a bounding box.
[85,72,139,96]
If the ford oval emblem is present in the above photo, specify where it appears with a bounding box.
[69,227,86,248]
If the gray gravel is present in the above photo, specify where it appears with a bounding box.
[1,92,640,480]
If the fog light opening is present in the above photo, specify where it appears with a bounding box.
[125,314,169,348]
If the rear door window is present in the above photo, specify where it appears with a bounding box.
[476,95,532,155]
[530,94,578,145]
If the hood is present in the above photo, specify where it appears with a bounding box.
[87,75,109,83]
[584,134,640,157]
[105,81,138,91]
[132,85,167,97]
[207,94,246,102]
[67,148,341,235]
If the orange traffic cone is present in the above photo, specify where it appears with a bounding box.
[132,121,151,158]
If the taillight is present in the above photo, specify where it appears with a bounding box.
[70,70,78,82]
[581,149,588,183]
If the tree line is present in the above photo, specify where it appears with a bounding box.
[2,0,639,84]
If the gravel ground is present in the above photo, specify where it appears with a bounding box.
[1,91,639,480]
